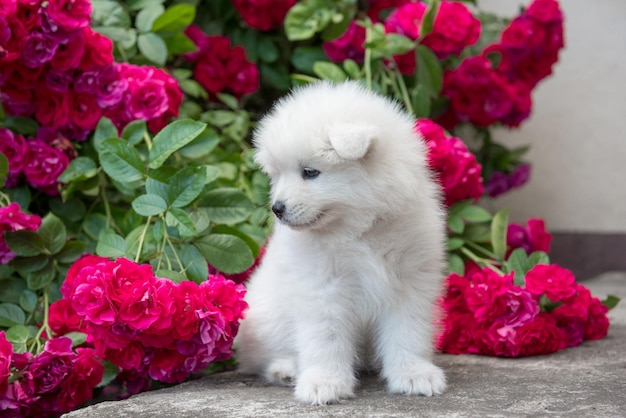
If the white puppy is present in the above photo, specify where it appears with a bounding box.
[235,81,447,405]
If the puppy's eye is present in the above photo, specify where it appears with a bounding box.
[301,167,320,180]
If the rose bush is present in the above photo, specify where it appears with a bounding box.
[0,0,620,415]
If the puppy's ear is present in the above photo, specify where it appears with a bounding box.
[328,124,375,160]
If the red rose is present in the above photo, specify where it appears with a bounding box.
[49,299,83,336]
[437,312,477,354]
[367,0,410,22]
[50,30,85,71]
[464,268,512,323]
[584,298,609,341]
[35,88,70,127]
[526,0,563,24]
[58,348,104,411]
[524,264,577,302]
[0,128,28,186]
[68,91,102,130]
[517,312,567,356]
[23,139,70,195]
[0,331,12,393]
[323,21,366,63]
[231,0,296,31]
[475,322,520,357]
[80,27,113,70]
[441,272,470,313]
[501,16,547,52]
[104,342,145,371]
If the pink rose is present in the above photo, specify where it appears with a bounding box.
[0,331,12,393]
[323,21,366,63]
[231,0,296,31]
[61,255,110,298]
[440,272,470,313]
[23,138,70,195]
[367,0,410,22]
[417,118,484,206]
[517,312,567,356]
[524,264,577,302]
[0,202,42,264]
[464,268,513,323]
[80,27,113,70]
[170,281,201,341]
[497,286,539,327]
[71,263,118,325]
[22,31,59,68]
[46,0,92,31]
[35,88,70,127]
[0,128,28,186]
[475,322,520,357]
[49,299,83,336]
[507,218,552,254]
[118,278,175,334]
[28,337,75,395]
[126,78,169,121]
[58,348,103,411]
[526,0,563,24]
[104,342,145,371]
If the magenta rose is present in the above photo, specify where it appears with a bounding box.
[28,337,75,396]
[80,27,113,70]
[68,91,103,130]
[367,0,410,22]
[22,31,59,68]
[517,312,567,356]
[71,263,118,326]
[0,128,28,186]
[0,331,12,393]
[23,139,70,195]
[323,21,366,63]
[526,0,563,23]
[524,264,576,302]
[118,278,175,334]
[126,78,169,121]
[497,286,539,327]
[507,218,552,254]
[440,272,470,313]
[475,322,520,357]
[464,268,513,324]
[584,297,610,341]
[35,88,70,127]
[46,0,92,31]
[437,311,477,354]
[50,30,85,70]
[0,202,42,264]
[58,348,103,412]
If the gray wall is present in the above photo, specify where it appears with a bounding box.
[478,0,626,233]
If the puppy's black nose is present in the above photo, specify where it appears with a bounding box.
[272,201,286,219]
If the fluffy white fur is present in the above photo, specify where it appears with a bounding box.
[235,81,447,405]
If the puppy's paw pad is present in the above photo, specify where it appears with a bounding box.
[387,364,446,397]
[295,370,355,405]
[264,358,297,386]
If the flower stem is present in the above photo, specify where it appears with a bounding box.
[463,239,499,261]
[29,290,51,354]
[364,23,373,91]
[460,247,505,275]
[135,216,152,263]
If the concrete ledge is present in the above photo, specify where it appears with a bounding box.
[65,272,626,418]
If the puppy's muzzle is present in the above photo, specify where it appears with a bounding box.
[272,201,286,219]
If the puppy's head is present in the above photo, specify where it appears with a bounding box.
[253,81,425,233]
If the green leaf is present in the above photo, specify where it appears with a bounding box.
[56,241,87,264]
[0,153,8,188]
[0,281,26,303]
[447,214,464,234]
[155,269,187,282]
[490,208,509,262]
[163,32,196,55]
[448,253,465,275]
[257,36,279,63]
[58,157,98,183]
[39,213,67,255]
[8,254,49,274]
[178,128,220,160]
[97,360,120,388]
[420,0,440,38]
[313,61,347,82]
[284,0,333,41]
[121,120,148,145]
[447,237,464,251]
[137,32,168,65]
[411,85,431,118]
[0,303,26,327]
[98,138,145,183]
[179,79,208,99]
[125,0,165,11]
[527,251,550,268]
[152,4,195,34]
[212,224,261,258]
[19,290,38,313]
[0,117,39,136]
[93,117,118,149]
[343,59,361,79]
[6,324,29,344]
[96,233,128,258]
[416,45,443,96]
[602,295,620,310]
[458,205,493,223]
[65,331,88,347]
[83,213,108,241]
[26,260,56,290]
[132,194,168,216]
[291,46,329,73]
[91,0,131,27]
[384,33,415,56]
[178,244,208,283]
[194,234,254,274]
[4,230,44,257]
[149,119,207,169]
[507,248,528,286]
[167,167,206,208]
[165,208,196,237]
[135,4,164,33]
[198,188,254,224]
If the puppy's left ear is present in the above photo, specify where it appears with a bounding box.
[329,124,376,160]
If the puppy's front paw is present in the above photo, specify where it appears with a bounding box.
[295,368,355,405]
[264,358,297,386]
[386,362,446,397]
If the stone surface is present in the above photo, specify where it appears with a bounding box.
[65,273,626,418]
